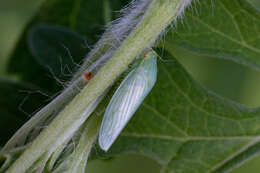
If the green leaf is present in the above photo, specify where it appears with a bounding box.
[163,0,260,70]
[28,24,87,81]
[92,50,260,173]
[7,0,129,92]
[0,79,49,146]
[5,0,260,172]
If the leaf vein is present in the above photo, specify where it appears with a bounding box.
[189,15,260,54]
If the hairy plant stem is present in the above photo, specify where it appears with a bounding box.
[3,77,88,152]
[66,114,102,173]
[6,0,190,172]
[6,94,104,173]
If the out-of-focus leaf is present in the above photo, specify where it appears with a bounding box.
[0,79,49,146]
[7,0,129,92]
[91,50,260,173]
[163,0,260,70]
[5,0,260,172]
[28,24,86,81]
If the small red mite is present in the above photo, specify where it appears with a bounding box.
[83,72,93,81]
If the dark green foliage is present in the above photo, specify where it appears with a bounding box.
[1,0,260,172]
[0,80,48,145]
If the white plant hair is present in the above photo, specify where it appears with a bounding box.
[3,1,194,172]
[74,0,193,80]
[4,0,193,154]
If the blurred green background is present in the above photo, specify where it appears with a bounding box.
[0,0,260,172]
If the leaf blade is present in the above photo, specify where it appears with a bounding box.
[94,50,260,173]
[163,0,260,70]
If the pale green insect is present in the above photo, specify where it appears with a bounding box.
[99,50,157,151]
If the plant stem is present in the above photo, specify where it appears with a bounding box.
[6,0,190,172]
[66,114,102,173]
[3,77,88,151]
[6,93,104,173]
[72,0,152,80]
[71,0,190,122]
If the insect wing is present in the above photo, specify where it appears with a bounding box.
[99,53,157,151]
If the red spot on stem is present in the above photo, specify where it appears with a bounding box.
[83,72,93,81]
